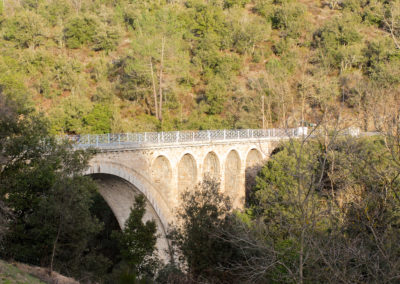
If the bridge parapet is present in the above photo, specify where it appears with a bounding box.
[65,127,308,150]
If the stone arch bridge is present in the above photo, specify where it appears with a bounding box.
[70,128,307,255]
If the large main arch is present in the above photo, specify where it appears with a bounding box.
[84,161,171,259]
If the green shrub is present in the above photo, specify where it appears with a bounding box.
[363,38,400,85]
[204,77,227,115]
[92,24,120,52]
[189,1,228,40]
[64,15,98,48]
[229,12,269,55]
[312,14,363,68]
[122,4,139,29]
[39,0,71,26]
[21,0,44,10]
[340,0,363,13]
[252,0,274,19]
[110,56,152,101]
[223,0,249,9]
[50,95,92,134]
[3,11,46,48]
[271,3,304,30]
[52,57,83,91]
[83,104,113,134]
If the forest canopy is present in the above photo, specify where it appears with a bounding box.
[0,0,398,134]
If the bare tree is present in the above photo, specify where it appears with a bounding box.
[148,37,165,122]
[158,36,165,122]
[150,59,159,120]
[381,0,400,49]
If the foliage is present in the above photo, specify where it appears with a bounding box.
[64,15,98,49]
[363,38,400,85]
[270,1,307,38]
[92,24,121,52]
[0,92,104,279]
[112,194,160,280]
[243,136,400,283]
[83,104,113,134]
[50,94,93,134]
[2,11,46,48]
[169,178,239,282]
[0,0,397,133]
[312,13,363,69]
[204,76,227,115]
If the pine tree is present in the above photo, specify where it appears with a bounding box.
[112,194,160,280]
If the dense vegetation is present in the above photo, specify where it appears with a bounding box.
[0,92,160,282]
[1,0,400,283]
[3,83,400,283]
[0,0,399,133]
[166,131,400,283]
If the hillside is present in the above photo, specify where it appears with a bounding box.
[0,260,44,284]
[0,259,80,284]
[0,0,399,134]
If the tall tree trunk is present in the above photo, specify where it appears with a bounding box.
[158,37,165,122]
[50,215,62,276]
[299,227,304,284]
[268,99,273,128]
[262,95,265,129]
[150,59,159,120]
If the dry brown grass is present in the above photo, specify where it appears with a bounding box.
[14,262,79,284]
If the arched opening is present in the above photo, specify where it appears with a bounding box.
[203,152,220,180]
[178,154,197,192]
[151,155,172,199]
[245,149,263,205]
[89,173,170,261]
[89,189,121,270]
[224,150,241,198]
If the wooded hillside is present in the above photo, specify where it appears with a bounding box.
[0,0,399,134]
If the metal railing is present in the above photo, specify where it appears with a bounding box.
[64,127,308,149]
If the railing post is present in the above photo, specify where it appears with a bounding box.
[161,132,164,142]
[96,135,99,147]
[223,129,226,140]
[144,132,147,142]
[158,133,160,143]
[208,130,211,141]
[108,133,110,144]
[176,131,179,143]
[247,129,250,138]
[118,134,121,145]
[88,134,90,146]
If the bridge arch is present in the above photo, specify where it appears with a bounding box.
[151,155,172,199]
[84,161,171,258]
[203,151,220,180]
[245,148,263,167]
[178,153,197,192]
[245,148,264,201]
[224,149,241,197]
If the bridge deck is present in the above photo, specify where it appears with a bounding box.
[64,128,308,150]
